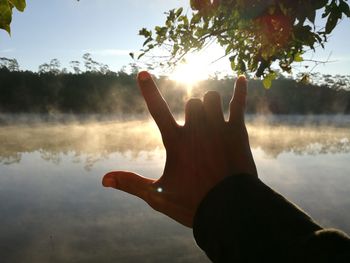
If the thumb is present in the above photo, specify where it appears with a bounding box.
[102,171,155,201]
[229,75,247,124]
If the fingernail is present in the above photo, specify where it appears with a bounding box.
[236,75,247,92]
[102,177,117,188]
[138,71,151,82]
[237,75,247,83]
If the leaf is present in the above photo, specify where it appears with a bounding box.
[175,7,183,17]
[230,60,236,71]
[0,0,12,34]
[294,53,304,62]
[300,74,310,84]
[339,0,350,17]
[262,72,277,89]
[225,45,232,56]
[172,44,179,55]
[9,0,26,12]
[256,60,269,78]
[262,77,272,89]
[139,28,151,37]
[238,60,246,73]
[142,37,152,47]
[137,53,145,60]
[314,0,328,10]
[179,15,189,26]
[190,13,201,24]
[307,10,316,23]
[325,9,341,34]
[278,2,288,15]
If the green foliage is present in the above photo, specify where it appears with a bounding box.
[133,0,350,87]
[0,0,26,34]
[262,72,277,89]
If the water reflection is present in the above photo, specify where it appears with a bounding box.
[0,150,206,262]
[0,116,349,168]
[0,120,162,169]
[248,123,350,157]
[0,115,350,262]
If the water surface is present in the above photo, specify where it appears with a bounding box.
[1,115,350,262]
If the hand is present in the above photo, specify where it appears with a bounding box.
[102,71,257,227]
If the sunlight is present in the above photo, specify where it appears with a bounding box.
[169,56,209,93]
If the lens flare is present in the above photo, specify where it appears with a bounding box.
[169,59,207,85]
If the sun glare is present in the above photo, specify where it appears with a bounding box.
[169,57,208,88]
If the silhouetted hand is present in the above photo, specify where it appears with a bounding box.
[102,71,257,227]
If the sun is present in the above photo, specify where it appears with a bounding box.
[169,56,208,87]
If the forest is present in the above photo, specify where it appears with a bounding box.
[0,55,350,115]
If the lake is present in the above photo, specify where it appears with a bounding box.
[0,114,350,263]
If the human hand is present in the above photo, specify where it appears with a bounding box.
[102,71,257,227]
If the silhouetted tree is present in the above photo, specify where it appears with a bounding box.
[83,53,100,72]
[0,57,20,71]
[70,60,81,74]
[99,63,110,75]
[49,59,61,75]
[38,63,50,74]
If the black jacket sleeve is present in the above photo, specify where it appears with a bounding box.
[193,174,350,262]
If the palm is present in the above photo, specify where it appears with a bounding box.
[103,71,256,227]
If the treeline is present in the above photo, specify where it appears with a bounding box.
[195,77,350,114]
[0,64,350,115]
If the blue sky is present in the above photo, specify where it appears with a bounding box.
[0,0,349,76]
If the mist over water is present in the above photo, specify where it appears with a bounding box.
[1,114,350,262]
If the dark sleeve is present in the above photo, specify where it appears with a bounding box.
[193,174,350,262]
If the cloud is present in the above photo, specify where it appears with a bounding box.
[0,48,15,53]
[83,49,132,57]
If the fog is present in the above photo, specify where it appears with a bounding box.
[0,114,350,262]
[1,114,349,167]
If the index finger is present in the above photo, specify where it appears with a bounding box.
[137,71,178,140]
